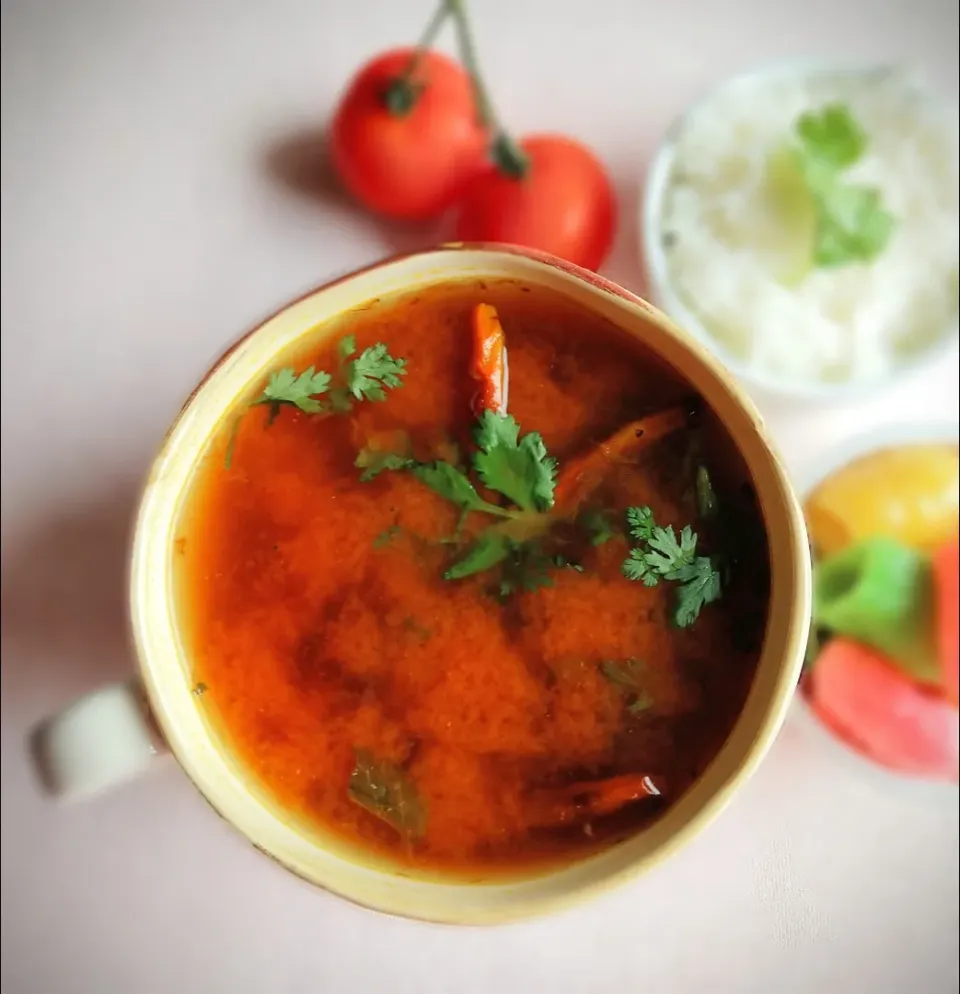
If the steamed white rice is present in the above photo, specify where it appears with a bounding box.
[659,67,959,387]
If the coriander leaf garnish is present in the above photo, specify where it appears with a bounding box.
[621,506,721,627]
[622,548,662,587]
[673,565,722,628]
[626,505,656,544]
[473,411,557,512]
[226,335,407,470]
[253,366,332,415]
[788,103,896,268]
[811,183,896,268]
[444,532,512,580]
[795,103,866,170]
[343,342,407,403]
[348,749,425,840]
[644,523,699,579]
[411,462,515,518]
[355,449,416,482]
[444,537,581,595]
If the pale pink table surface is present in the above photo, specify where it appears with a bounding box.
[2,1,958,992]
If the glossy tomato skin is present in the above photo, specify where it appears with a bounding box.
[453,134,616,272]
[329,48,487,221]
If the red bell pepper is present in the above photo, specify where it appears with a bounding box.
[808,636,958,781]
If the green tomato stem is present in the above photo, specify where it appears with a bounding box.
[382,0,451,116]
[447,0,530,178]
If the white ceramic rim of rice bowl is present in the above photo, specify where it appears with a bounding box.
[640,59,960,405]
[790,418,959,800]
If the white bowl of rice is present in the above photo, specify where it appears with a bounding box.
[641,62,959,401]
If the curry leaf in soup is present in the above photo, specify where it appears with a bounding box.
[473,411,557,512]
[253,366,332,415]
[599,658,645,689]
[695,465,719,521]
[348,750,426,840]
[344,342,408,402]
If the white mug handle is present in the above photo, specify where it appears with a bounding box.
[32,680,168,801]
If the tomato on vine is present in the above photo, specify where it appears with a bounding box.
[329,0,618,270]
[329,40,486,221]
[454,134,616,272]
[446,0,616,270]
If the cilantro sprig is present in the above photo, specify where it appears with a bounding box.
[254,367,332,417]
[225,335,407,468]
[473,410,557,512]
[788,103,896,268]
[257,334,407,418]
[338,335,407,404]
[411,461,519,519]
[354,408,720,618]
[356,410,566,589]
[621,506,721,627]
[356,411,556,518]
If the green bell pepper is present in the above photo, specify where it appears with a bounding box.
[814,536,939,684]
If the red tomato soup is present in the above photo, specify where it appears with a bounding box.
[177,279,770,876]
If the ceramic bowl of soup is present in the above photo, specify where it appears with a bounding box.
[33,245,811,923]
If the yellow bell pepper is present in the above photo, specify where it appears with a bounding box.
[806,444,959,558]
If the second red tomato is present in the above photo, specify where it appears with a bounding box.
[453,134,616,272]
